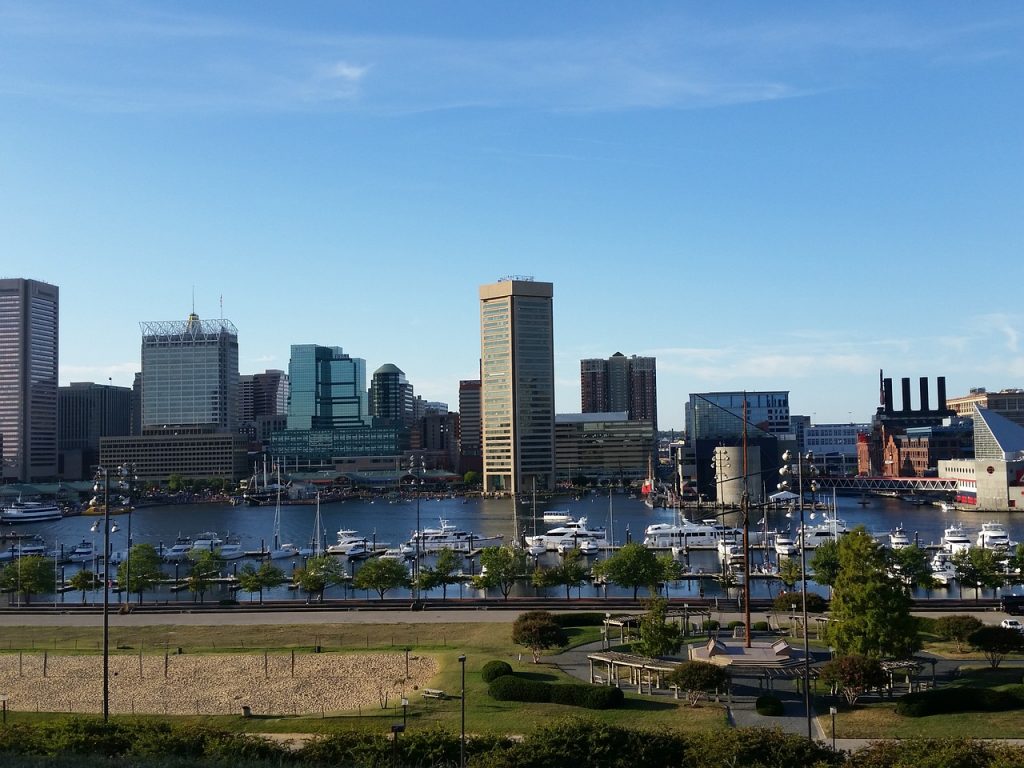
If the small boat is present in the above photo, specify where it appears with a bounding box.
[773,532,798,558]
[66,540,95,563]
[557,537,599,556]
[525,517,607,552]
[889,526,911,550]
[1,499,63,523]
[931,551,957,585]
[189,532,245,560]
[0,536,50,560]
[941,523,972,554]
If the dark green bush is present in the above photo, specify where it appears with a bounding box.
[773,591,827,614]
[726,620,745,630]
[702,620,720,631]
[487,676,623,709]
[751,621,770,632]
[896,686,1020,717]
[487,674,551,703]
[481,660,514,683]
[755,694,785,716]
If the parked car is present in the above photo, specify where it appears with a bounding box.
[1000,619,1024,632]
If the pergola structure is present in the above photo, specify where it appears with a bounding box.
[601,607,712,647]
[586,651,681,692]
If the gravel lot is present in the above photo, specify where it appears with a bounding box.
[0,651,437,716]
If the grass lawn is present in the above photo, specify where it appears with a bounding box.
[833,665,1024,739]
[0,621,726,736]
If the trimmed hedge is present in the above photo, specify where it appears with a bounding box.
[551,612,608,627]
[895,686,1023,718]
[702,620,720,631]
[755,694,785,716]
[751,621,770,632]
[481,660,514,683]
[487,675,624,709]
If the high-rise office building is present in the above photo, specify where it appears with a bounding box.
[59,382,132,477]
[0,278,59,481]
[479,278,555,494]
[369,363,414,427]
[287,344,370,430]
[239,370,289,422]
[580,352,658,431]
[140,313,239,434]
[458,379,482,474]
[685,391,791,441]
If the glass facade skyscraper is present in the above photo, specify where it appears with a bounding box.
[287,344,370,430]
[479,279,555,494]
[0,278,59,481]
[140,313,239,433]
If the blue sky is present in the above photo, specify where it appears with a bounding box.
[2,2,1022,430]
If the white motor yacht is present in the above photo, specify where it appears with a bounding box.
[66,540,95,563]
[327,529,370,557]
[643,518,745,549]
[797,515,848,549]
[977,522,1016,551]
[941,523,972,554]
[162,536,194,562]
[931,551,957,585]
[408,519,502,553]
[556,537,599,556]
[542,510,572,523]
[525,517,607,552]
[189,532,245,560]
[889,526,912,550]
[773,532,798,558]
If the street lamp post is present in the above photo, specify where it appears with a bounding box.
[458,654,467,768]
[409,456,424,602]
[92,467,113,721]
[118,464,136,604]
[779,449,818,742]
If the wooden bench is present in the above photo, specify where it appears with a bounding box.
[422,689,447,700]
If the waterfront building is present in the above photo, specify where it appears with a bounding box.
[140,313,239,434]
[0,278,59,482]
[458,379,482,475]
[686,391,791,441]
[948,387,1024,430]
[479,278,555,494]
[801,422,869,477]
[939,407,1024,511]
[889,422,973,477]
[858,373,955,476]
[58,382,132,479]
[287,344,369,431]
[100,433,249,484]
[554,412,654,485]
[581,353,657,432]
[238,369,289,446]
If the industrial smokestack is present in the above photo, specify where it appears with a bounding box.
[883,378,894,413]
[938,376,948,412]
[919,377,930,413]
[901,378,912,413]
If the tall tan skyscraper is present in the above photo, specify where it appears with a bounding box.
[479,278,555,494]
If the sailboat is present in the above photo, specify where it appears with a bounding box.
[267,471,299,560]
[299,493,326,557]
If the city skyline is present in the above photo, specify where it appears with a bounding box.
[3,3,1022,430]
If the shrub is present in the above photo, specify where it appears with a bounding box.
[896,686,1020,717]
[487,675,551,703]
[751,621,770,632]
[551,612,607,627]
[581,685,625,709]
[702,619,720,632]
[481,660,514,683]
[726,620,745,630]
[755,694,785,716]
[773,591,827,614]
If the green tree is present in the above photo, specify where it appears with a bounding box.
[0,555,56,605]
[888,544,936,594]
[777,556,802,590]
[474,546,528,600]
[295,555,346,602]
[633,597,683,658]
[592,542,662,599]
[808,539,840,588]
[952,548,1005,599]
[933,614,983,653]
[511,610,568,662]
[417,548,461,599]
[532,549,589,600]
[187,549,222,604]
[818,654,885,706]
[665,660,728,707]
[353,556,411,599]
[68,569,98,604]
[968,625,1024,669]
[823,526,920,658]
[237,561,285,604]
[462,471,480,486]
[118,543,164,604]
[167,473,185,493]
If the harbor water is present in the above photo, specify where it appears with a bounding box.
[3,492,1022,604]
